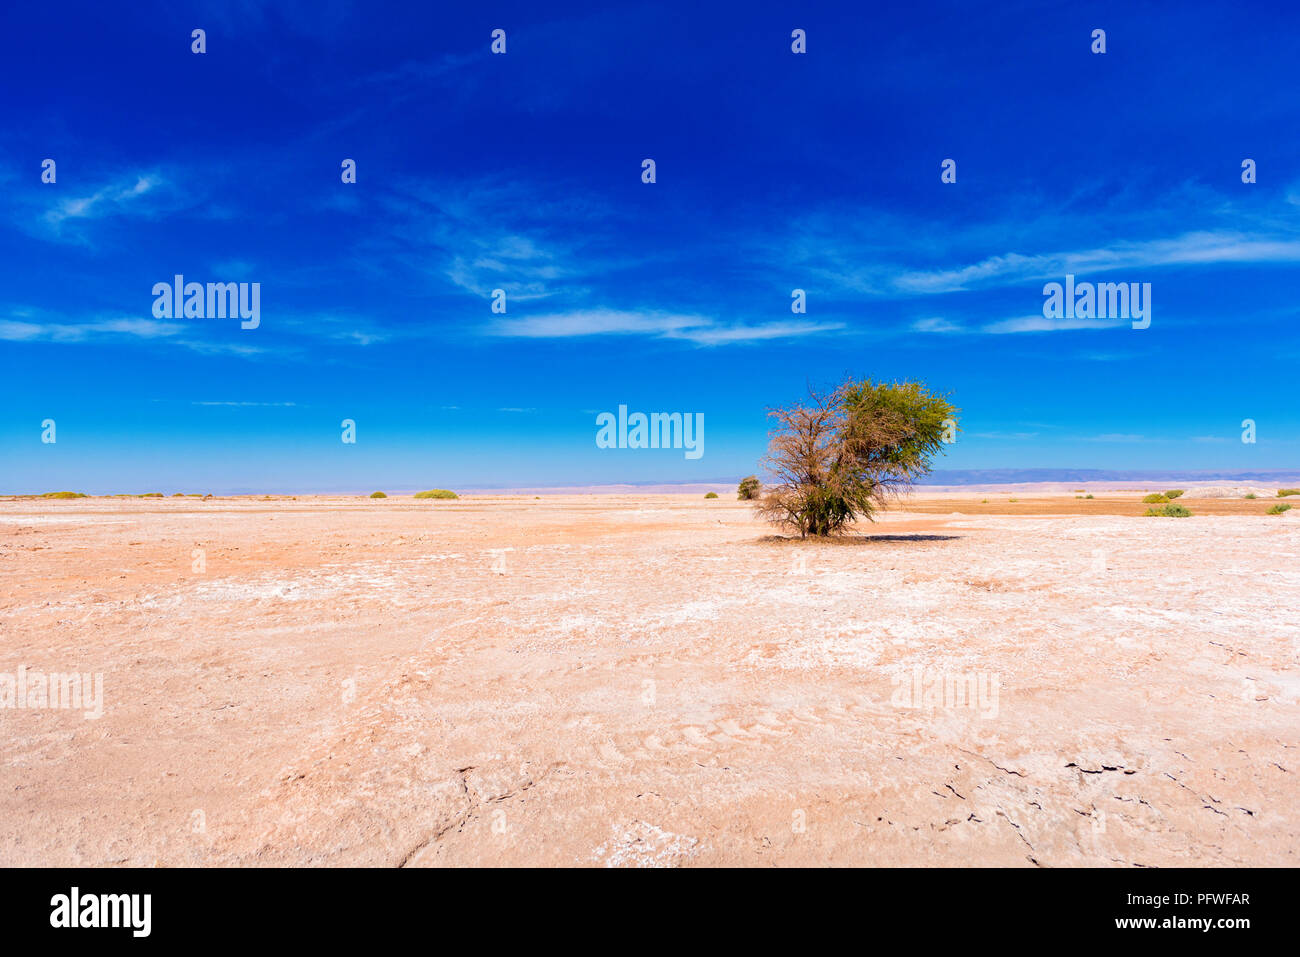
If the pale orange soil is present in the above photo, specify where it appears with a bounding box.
[0,495,1295,866]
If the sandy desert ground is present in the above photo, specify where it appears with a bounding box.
[1,492,1296,867]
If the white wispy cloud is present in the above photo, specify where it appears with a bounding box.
[192,401,297,407]
[26,172,181,244]
[44,175,157,226]
[665,320,845,345]
[0,316,184,342]
[893,231,1300,295]
[0,309,270,357]
[911,317,965,333]
[980,315,1129,334]
[486,309,841,345]
[909,313,1130,335]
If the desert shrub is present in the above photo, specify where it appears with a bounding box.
[1244,493,1257,500]
[1085,494,1094,499]
[1267,503,1292,515]
[705,492,719,499]
[1145,504,1192,517]
[1142,493,1169,504]
[414,489,458,499]
[1008,497,1018,503]
[755,378,956,537]
[41,491,86,499]
[737,475,760,500]
[1075,495,1083,499]
[1278,489,1300,497]
[369,491,387,498]
[1164,489,1185,499]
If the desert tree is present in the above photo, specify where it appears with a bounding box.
[755,378,957,537]
[737,475,761,500]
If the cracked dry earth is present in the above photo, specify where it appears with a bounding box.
[0,494,1296,867]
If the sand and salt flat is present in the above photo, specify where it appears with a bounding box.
[0,493,1295,866]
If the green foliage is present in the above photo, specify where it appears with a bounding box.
[705,492,719,499]
[41,491,86,499]
[737,475,760,500]
[369,491,387,498]
[1085,494,1094,499]
[1267,503,1292,515]
[756,378,957,537]
[1244,493,1257,500]
[414,489,458,499]
[1164,489,1185,499]
[1142,493,1169,504]
[1145,504,1192,517]
[1278,489,1300,497]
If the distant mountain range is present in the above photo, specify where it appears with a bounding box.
[921,468,1300,485]
[460,469,1300,495]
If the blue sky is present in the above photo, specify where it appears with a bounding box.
[2,0,1298,492]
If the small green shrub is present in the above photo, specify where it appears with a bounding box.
[737,475,760,501]
[414,489,458,499]
[1085,494,1094,499]
[41,491,86,499]
[1164,489,1185,499]
[1008,497,1018,503]
[1142,493,1169,504]
[1267,503,1292,515]
[1145,504,1192,517]
[1245,493,1257,500]
[705,492,719,499]
[1278,489,1300,497]
[369,491,387,498]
